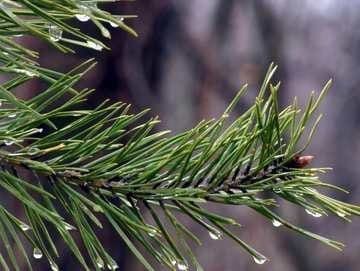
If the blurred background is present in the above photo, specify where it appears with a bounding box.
[16,0,360,270]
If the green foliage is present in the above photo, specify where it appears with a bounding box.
[0,1,359,270]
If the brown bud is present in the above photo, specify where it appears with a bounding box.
[292,155,314,168]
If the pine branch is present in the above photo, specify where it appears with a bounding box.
[0,1,359,271]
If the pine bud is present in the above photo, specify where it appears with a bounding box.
[287,155,314,168]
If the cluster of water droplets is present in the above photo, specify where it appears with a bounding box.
[73,2,107,51]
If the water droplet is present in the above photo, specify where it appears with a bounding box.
[177,261,189,271]
[107,261,119,270]
[36,128,43,133]
[229,188,242,193]
[4,140,14,146]
[0,100,2,106]
[33,247,43,259]
[50,261,59,271]
[8,113,16,118]
[110,20,120,28]
[272,219,282,227]
[148,229,157,237]
[19,223,30,231]
[96,257,104,269]
[48,25,62,42]
[93,205,103,213]
[336,211,346,218]
[76,13,90,22]
[63,222,76,231]
[170,259,177,266]
[109,16,125,28]
[208,230,223,240]
[101,28,111,39]
[14,34,23,37]
[75,5,90,22]
[305,209,322,218]
[253,255,267,265]
[86,40,103,51]
[26,70,38,77]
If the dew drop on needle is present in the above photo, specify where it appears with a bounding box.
[48,25,62,42]
[253,255,267,265]
[208,230,223,240]
[272,219,282,227]
[33,248,43,259]
[305,209,322,218]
